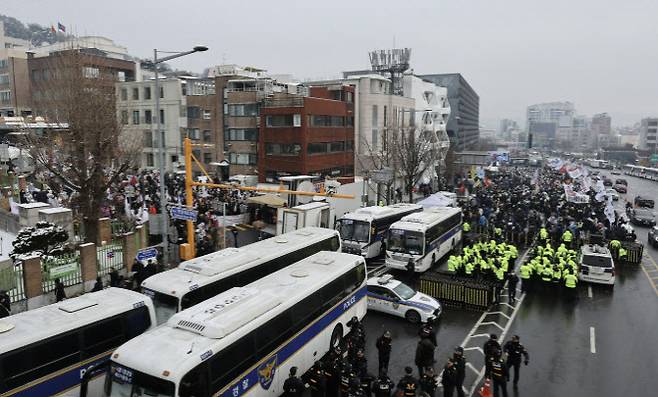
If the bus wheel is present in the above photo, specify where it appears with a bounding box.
[405,310,421,324]
[330,323,344,351]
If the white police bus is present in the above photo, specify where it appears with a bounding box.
[336,203,423,259]
[141,227,341,325]
[0,288,155,397]
[385,207,462,272]
[103,251,367,397]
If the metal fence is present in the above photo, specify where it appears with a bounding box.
[97,242,124,276]
[111,220,135,239]
[0,262,25,303]
[42,252,82,292]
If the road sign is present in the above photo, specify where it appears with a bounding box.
[170,206,198,222]
[369,167,394,184]
[136,247,158,262]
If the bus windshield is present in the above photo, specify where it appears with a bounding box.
[337,219,371,243]
[143,289,178,325]
[387,229,424,255]
[107,364,175,397]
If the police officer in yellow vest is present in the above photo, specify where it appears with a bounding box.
[564,270,578,301]
[520,263,532,293]
[561,229,573,248]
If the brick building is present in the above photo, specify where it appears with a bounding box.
[258,85,355,182]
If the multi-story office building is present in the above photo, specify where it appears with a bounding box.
[116,77,216,171]
[526,102,575,149]
[0,21,31,117]
[639,118,658,152]
[306,74,415,174]
[418,73,479,151]
[592,113,613,149]
[258,86,355,182]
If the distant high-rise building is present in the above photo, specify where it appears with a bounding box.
[639,118,658,152]
[419,73,479,151]
[499,118,519,140]
[591,113,614,149]
[0,21,31,117]
[526,102,575,149]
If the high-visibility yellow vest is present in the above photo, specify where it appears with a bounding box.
[565,274,577,288]
[520,265,531,279]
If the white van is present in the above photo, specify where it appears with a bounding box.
[578,244,615,285]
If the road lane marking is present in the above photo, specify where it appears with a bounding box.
[640,255,658,297]
[590,327,596,354]
[587,285,593,298]
[488,311,511,319]
[480,321,505,331]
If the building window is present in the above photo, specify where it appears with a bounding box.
[310,115,345,127]
[383,106,387,126]
[224,128,258,141]
[82,66,100,79]
[0,74,9,85]
[372,129,378,149]
[146,153,154,167]
[160,109,165,124]
[347,116,354,127]
[648,121,658,127]
[120,88,127,101]
[143,131,153,147]
[144,86,151,100]
[308,142,329,155]
[346,140,354,152]
[266,143,301,156]
[120,110,129,125]
[228,103,258,116]
[0,90,10,103]
[202,130,212,142]
[144,110,152,124]
[203,109,212,120]
[0,59,8,69]
[132,110,140,125]
[203,152,213,164]
[330,141,345,152]
[132,88,139,100]
[31,69,41,81]
[265,115,296,127]
[346,92,353,103]
[187,106,201,119]
[229,153,257,165]
[372,105,378,126]
[160,86,164,98]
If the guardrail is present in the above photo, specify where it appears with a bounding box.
[418,273,496,310]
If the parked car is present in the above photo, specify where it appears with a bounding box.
[613,184,627,193]
[367,274,441,323]
[611,169,622,175]
[634,195,655,208]
[648,227,658,247]
[615,178,628,186]
[579,244,615,286]
[629,208,656,227]
[605,188,619,201]
[603,178,613,187]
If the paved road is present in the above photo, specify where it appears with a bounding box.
[500,169,658,397]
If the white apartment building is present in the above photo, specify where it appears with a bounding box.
[402,74,451,185]
[526,101,575,148]
[116,78,190,171]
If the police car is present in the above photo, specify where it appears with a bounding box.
[366,274,441,323]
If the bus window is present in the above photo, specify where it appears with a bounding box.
[82,317,123,357]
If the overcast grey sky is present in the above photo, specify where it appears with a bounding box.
[4,0,658,127]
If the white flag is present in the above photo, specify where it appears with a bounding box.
[604,197,615,224]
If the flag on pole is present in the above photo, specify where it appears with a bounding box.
[58,22,66,32]
[604,197,615,224]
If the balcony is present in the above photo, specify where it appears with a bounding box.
[262,96,304,108]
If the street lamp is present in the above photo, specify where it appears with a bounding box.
[153,45,207,267]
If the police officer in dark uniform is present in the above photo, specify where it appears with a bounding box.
[305,360,327,397]
[419,322,438,347]
[348,377,366,397]
[507,273,519,304]
[371,370,394,397]
[353,349,368,378]
[360,370,375,397]
[340,362,357,397]
[452,347,466,397]
[483,334,501,367]
[283,366,304,397]
[397,366,418,397]
[485,349,509,397]
[503,335,529,388]
[419,367,437,397]
[376,330,392,374]
[441,360,457,397]
[325,348,342,397]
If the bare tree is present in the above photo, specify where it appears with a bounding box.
[393,128,436,202]
[25,49,140,244]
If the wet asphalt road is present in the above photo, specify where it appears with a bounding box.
[359,170,658,397]
[502,169,658,397]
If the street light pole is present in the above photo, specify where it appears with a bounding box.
[152,46,208,267]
